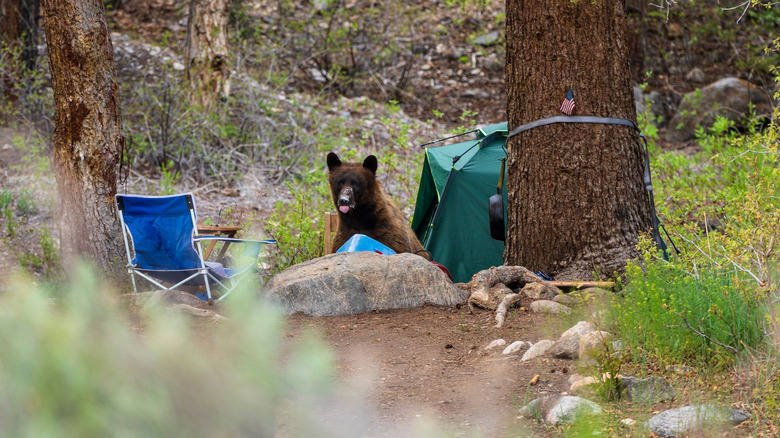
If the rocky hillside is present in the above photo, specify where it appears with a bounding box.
[109,0,778,138]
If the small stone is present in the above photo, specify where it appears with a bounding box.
[529,300,571,315]
[502,340,528,355]
[470,31,499,46]
[686,67,705,82]
[485,339,507,351]
[521,339,554,362]
[620,376,676,404]
[522,282,560,300]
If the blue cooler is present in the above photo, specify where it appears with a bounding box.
[336,234,396,255]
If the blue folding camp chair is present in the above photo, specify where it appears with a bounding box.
[116,193,275,301]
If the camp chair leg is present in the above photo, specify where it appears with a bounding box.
[128,268,138,294]
[202,269,214,302]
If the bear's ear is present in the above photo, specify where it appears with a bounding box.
[327,152,342,171]
[363,155,378,174]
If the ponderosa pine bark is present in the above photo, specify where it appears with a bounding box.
[185,0,230,108]
[504,0,653,280]
[41,0,125,278]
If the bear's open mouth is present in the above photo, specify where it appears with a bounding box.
[338,203,355,214]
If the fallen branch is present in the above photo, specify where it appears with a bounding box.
[495,293,521,328]
[545,281,615,290]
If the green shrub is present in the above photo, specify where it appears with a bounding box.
[609,242,767,369]
[264,171,330,275]
[610,94,778,371]
[0,264,338,437]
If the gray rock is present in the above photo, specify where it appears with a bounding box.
[666,76,772,143]
[646,404,751,437]
[634,87,665,126]
[462,89,489,99]
[552,293,575,306]
[549,333,581,359]
[262,252,467,316]
[561,321,596,339]
[520,339,555,362]
[686,67,705,82]
[529,299,571,315]
[502,340,529,355]
[470,31,499,46]
[519,395,602,426]
[578,330,613,367]
[521,282,560,300]
[549,321,596,359]
[571,287,611,306]
[485,339,507,351]
[620,376,676,404]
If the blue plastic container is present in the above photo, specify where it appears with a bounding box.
[336,234,396,255]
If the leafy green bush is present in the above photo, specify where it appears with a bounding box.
[609,241,767,369]
[610,92,778,371]
[264,171,330,275]
[653,111,779,288]
[0,264,338,437]
[0,41,52,129]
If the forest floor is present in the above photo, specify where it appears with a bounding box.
[282,302,577,437]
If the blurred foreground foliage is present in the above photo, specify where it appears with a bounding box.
[0,263,338,437]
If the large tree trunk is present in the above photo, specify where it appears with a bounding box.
[184,0,230,108]
[41,0,125,278]
[504,0,652,280]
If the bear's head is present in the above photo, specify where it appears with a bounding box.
[327,152,378,215]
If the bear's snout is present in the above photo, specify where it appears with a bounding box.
[338,187,356,213]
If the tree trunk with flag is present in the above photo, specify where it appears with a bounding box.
[504,0,653,280]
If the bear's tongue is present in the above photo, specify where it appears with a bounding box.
[339,205,351,214]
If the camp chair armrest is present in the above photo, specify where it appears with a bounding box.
[193,236,277,245]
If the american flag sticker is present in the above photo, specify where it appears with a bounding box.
[560,88,575,115]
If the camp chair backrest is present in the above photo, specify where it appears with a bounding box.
[116,194,202,270]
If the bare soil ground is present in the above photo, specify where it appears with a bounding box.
[283,301,580,437]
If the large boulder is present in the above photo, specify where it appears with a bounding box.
[646,404,751,437]
[262,252,468,316]
[666,77,773,143]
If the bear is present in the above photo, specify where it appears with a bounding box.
[327,152,430,260]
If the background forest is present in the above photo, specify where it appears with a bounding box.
[0,0,778,436]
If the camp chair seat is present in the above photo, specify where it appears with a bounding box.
[116,193,275,301]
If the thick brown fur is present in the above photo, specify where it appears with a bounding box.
[327,152,430,259]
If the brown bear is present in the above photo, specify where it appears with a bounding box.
[327,152,430,259]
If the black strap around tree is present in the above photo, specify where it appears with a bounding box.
[506,115,678,258]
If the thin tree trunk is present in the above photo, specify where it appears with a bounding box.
[1,0,22,105]
[41,0,125,279]
[505,0,652,280]
[1,0,39,115]
[185,0,230,108]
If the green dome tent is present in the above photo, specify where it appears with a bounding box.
[411,122,508,283]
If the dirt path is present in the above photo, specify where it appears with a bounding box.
[285,303,578,437]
